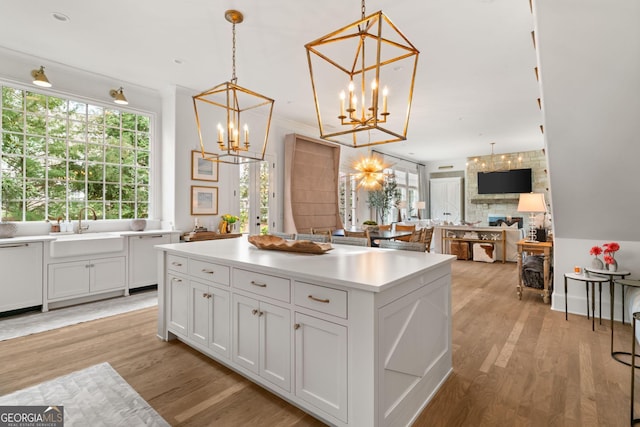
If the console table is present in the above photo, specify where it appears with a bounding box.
[516,240,553,303]
[439,226,506,263]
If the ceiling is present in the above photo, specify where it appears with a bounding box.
[0,0,544,163]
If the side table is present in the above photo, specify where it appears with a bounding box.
[564,272,608,331]
[613,278,640,367]
[517,240,553,303]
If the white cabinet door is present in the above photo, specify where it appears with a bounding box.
[91,257,126,292]
[48,260,90,299]
[233,294,260,374]
[209,285,230,359]
[233,294,291,390]
[188,280,230,359]
[168,273,188,336]
[295,312,348,423]
[260,301,290,391]
[0,242,43,312]
[189,280,211,347]
[129,234,171,289]
[430,177,463,223]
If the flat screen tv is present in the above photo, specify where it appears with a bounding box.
[477,168,532,194]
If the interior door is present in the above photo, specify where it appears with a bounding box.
[429,177,463,223]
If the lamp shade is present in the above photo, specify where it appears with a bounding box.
[517,193,546,213]
[416,201,426,209]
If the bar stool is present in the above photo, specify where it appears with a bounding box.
[563,272,609,331]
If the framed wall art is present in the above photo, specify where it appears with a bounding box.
[191,185,218,215]
[191,150,219,181]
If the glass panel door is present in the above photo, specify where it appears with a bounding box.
[239,156,274,235]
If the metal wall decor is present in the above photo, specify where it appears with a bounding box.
[193,10,275,164]
[305,0,419,148]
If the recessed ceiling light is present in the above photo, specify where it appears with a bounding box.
[52,12,70,22]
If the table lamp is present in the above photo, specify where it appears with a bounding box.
[416,201,426,220]
[517,193,547,242]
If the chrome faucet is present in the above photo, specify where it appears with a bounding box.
[78,207,97,234]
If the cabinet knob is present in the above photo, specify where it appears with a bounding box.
[252,309,259,316]
[258,311,264,317]
[293,323,301,330]
[202,293,208,298]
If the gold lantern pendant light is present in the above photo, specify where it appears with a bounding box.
[305,0,419,148]
[193,10,275,164]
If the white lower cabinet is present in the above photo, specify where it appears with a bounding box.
[294,312,348,423]
[0,242,43,312]
[232,293,291,392]
[189,280,230,359]
[168,273,188,336]
[48,256,125,300]
[128,234,171,289]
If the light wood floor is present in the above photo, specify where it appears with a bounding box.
[0,261,635,426]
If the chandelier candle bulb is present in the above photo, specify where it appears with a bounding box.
[244,124,249,145]
[217,123,224,143]
[339,91,346,118]
[382,87,388,115]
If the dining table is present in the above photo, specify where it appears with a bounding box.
[333,228,413,247]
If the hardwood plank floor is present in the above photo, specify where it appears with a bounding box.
[0,261,634,426]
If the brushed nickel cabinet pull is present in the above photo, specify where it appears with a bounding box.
[0,243,29,249]
[201,269,214,274]
[171,277,183,283]
[171,261,183,267]
[294,323,301,330]
[308,295,330,304]
[250,280,267,288]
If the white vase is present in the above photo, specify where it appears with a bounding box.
[0,222,17,238]
[591,257,604,270]
[607,259,618,272]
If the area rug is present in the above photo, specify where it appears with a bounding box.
[0,290,157,342]
[0,362,170,426]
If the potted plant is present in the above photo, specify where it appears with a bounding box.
[366,176,401,224]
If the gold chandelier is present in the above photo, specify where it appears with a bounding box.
[351,151,390,190]
[193,10,275,164]
[305,0,419,148]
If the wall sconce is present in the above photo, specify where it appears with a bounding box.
[109,87,129,105]
[31,66,52,88]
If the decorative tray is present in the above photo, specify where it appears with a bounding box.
[248,235,333,254]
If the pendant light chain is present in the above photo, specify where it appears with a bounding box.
[231,21,237,84]
[361,0,366,19]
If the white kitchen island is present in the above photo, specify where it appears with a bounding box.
[156,236,455,427]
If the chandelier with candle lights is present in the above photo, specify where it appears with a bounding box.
[193,10,275,164]
[305,0,419,148]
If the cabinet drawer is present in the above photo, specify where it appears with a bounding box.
[233,269,290,303]
[189,258,230,286]
[294,282,347,319]
[167,254,187,274]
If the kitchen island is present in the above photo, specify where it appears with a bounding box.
[156,236,455,427]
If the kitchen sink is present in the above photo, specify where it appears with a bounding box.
[49,232,125,258]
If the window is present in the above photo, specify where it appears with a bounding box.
[338,172,357,228]
[239,158,273,235]
[1,85,151,222]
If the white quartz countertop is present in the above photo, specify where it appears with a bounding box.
[156,235,455,292]
[0,229,178,245]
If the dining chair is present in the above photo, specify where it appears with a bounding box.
[345,229,370,240]
[295,233,330,243]
[393,224,416,242]
[331,236,369,247]
[379,240,427,252]
[310,227,333,238]
[378,224,392,231]
[422,227,434,253]
[272,231,294,240]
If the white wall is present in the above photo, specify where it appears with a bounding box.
[535,0,640,318]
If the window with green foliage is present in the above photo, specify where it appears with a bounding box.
[1,85,151,222]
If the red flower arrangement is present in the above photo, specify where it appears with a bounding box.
[602,242,620,265]
[589,246,602,256]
